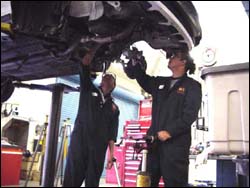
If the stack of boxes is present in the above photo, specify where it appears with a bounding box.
[106,99,164,186]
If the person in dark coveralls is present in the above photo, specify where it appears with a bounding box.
[125,50,202,187]
[63,47,120,187]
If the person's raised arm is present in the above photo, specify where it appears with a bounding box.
[79,45,101,91]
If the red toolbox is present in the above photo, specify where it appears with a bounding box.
[1,144,23,186]
[124,120,151,138]
[107,99,165,187]
[122,139,164,187]
[138,99,152,119]
[122,119,164,187]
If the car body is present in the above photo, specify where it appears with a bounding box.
[1,1,202,102]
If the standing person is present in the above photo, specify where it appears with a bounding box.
[63,46,120,187]
[124,50,202,187]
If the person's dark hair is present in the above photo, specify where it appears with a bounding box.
[184,54,196,75]
[166,49,196,75]
[180,52,196,75]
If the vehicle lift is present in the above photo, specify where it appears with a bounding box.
[13,82,78,187]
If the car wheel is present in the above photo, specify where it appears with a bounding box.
[1,76,15,103]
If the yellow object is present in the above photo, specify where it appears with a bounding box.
[63,118,70,159]
[1,22,12,34]
[63,137,68,159]
[41,115,49,153]
[136,172,151,187]
[45,115,49,124]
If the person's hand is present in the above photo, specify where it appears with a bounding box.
[157,131,171,141]
[82,44,101,66]
[106,156,114,169]
[82,52,92,66]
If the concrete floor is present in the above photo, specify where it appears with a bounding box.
[2,178,118,187]
[1,159,217,187]
[2,160,217,187]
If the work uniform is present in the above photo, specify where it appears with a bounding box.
[63,64,119,187]
[134,65,202,187]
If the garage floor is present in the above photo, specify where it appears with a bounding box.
[1,160,217,187]
[2,178,118,187]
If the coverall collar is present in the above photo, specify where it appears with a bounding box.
[168,73,187,93]
[171,73,187,80]
[98,86,112,104]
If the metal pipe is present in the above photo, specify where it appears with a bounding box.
[39,115,49,185]
[13,82,51,91]
[54,39,80,57]
[112,158,122,187]
[24,123,45,187]
[54,122,67,186]
[41,84,64,187]
[80,23,135,44]
[141,149,148,172]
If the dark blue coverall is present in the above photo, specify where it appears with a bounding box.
[63,64,119,187]
[134,65,202,187]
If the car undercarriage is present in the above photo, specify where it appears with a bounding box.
[1,1,202,102]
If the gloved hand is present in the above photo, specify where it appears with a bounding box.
[123,56,147,79]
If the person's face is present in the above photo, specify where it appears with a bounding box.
[100,74,115,95]
[167,52,186,70]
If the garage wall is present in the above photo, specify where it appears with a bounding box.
[56,76,80,130]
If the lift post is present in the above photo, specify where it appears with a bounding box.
[13,82,78,187]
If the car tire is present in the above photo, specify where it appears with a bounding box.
[1,76,15,103]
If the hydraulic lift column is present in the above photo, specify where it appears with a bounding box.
[13,82,78,187]
[41,84,64,187]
